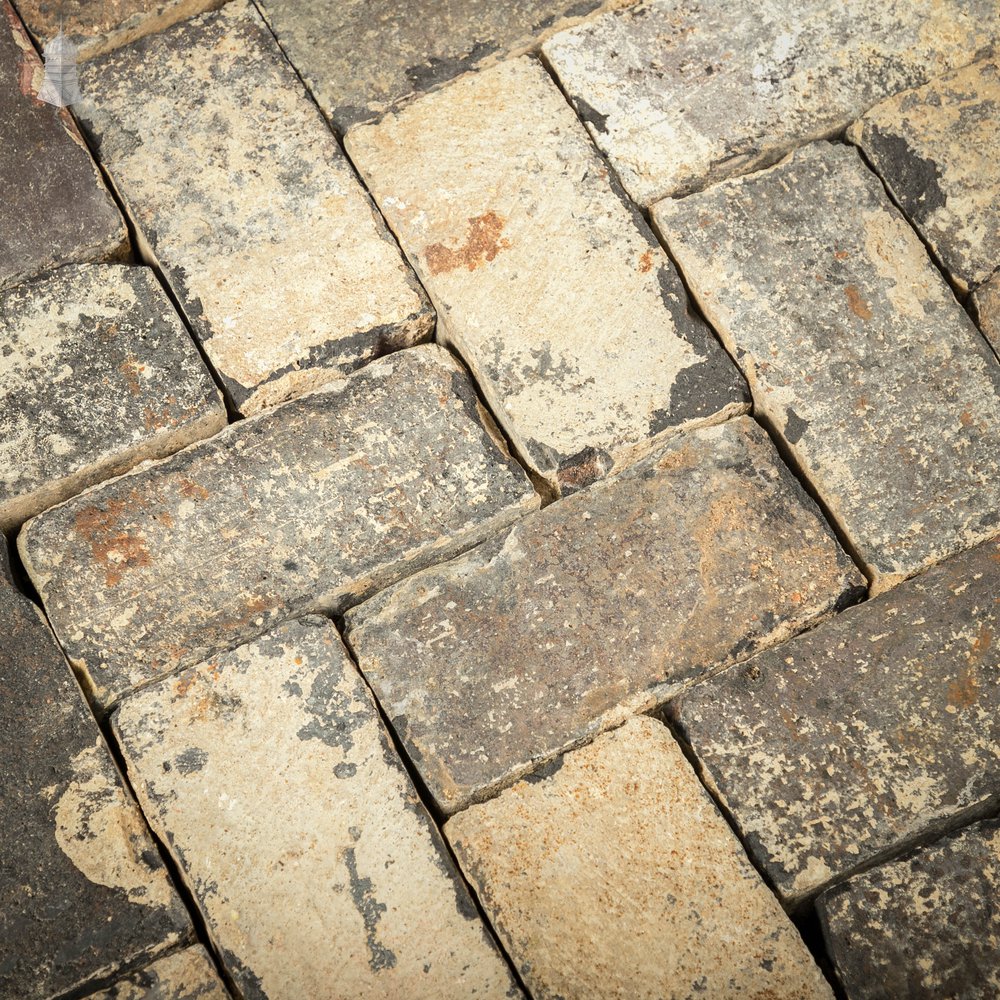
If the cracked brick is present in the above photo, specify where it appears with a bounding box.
[973,274,1000,356]
[83,947,228,1000]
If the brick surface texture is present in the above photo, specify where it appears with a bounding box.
[83,947,228,1000]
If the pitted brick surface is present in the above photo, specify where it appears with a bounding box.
[346,417,862,813]
[20,345,536,711]
[84,947,228,1000]
[0,580,190,1000]
[347,58,748,494]
[446,717,833,1000]
[848,58,1000,294]
[654,142,1000,595]
[817,818,1000,1000]
[671,537,1000,905]
[543,0,1000,205]
[114,618,523,1000]
[0,265,226,532]
[0,1,126,290]
[75,1,433,414]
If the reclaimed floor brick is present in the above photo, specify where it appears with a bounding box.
[446,717,833,1000]
[0,579,190,999]
[0,1,126,291]
[347,57,748,495]
[114,618,523,1000]
[257,0,635,132]
[670,536,1000,906]
[16,0,225,61]
[847,58,1000,295]
[84,947,228,1000]
[973,274,1000,356]
[817,818,1000,1000]
[20,345,536,711]
[0,265,226,532]
[75,1,433,415]
[543,0,1000,206]
[346,416,862,813]
[654,142,1000,595]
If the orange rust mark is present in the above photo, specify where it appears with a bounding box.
[845,285,872,321]
[638,250,654,273]
[947,666,979,709]
[834,250,850,261]
[74,500,153,588]
[790,592,802,603]
[970,626,993,664]
[119,356,144,396]
[178,477,210,500]
[959,409,974,427]
[424,211,511,275]
[175,673,198,697]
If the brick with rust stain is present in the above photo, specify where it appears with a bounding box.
[0,1,127,291]
[654,142,1000,596]
[113,618,523,1000]
[75,1,433,415]
[0,577,190,1000]
[543,0,1000,206]
[256,0,638,133]
[817,817,1000,1000]
[670,536,1000,906]
[83,946,228,1000]
[847,58,1000,295]
[446,717,833,1000]
[0,265,226,532]
[973,274,1000,357]
[347,58,748,495]
[19,345,536,711]
[345,416,861,813]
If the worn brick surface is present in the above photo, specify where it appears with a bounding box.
[671,536,1000,906]
[347,58,748,494]
[346,417,862,813]
[817,817,1000,1000]
[114,618,523,1000]
[654,142,1000,595]
[257,0,636,133]
[973,273,1000,356]
[20,345,536,710]
[16,0,225,60]
[0,265,226,532]
[446,717,833,999]
[847,59,1000,295]
[75,1,432,415]
[84,947,228,1000]
[543,0,1000,206]
[0,580,190,999]
[0,2,126,291]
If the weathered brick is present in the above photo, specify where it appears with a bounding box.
[542,0,1000,206]
[670,536,1000,906]
[653,142,1000,595]
[346,416,862,813]
[84,947,228,1000]
[75,1,433,415]
[0,265,226,532]
[20,345,536,711]
[847,59,1000,295]
[446,717,833,999]
[817,817,1000,1000]
[973,273,1000,356]
[256,0,636,132]
[0,580,190,1000]
[113,618,523,1000]
[347,58,748,494]
[0,2,126,290]
[16,0,225,61]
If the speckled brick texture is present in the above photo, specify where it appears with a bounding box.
[446,717,833,1000]
[543,0,1000,205]
[346,417,862,813]
[83,947,228,1000]
[0,579,190,1000]
[671,536,1000,906]
[848,58,1000,294]
[0,1,126,291]
[347,57,748,495]
[75,1,433,415]
[974,274,1000,356]
[818,818,1000,1000]
[654,142,1000,595]
[0,265,226,532]
[114,618,523,1000]
[257,0,637,132]
[20,345,536,711]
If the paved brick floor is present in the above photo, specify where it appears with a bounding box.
[2,1,999,998]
